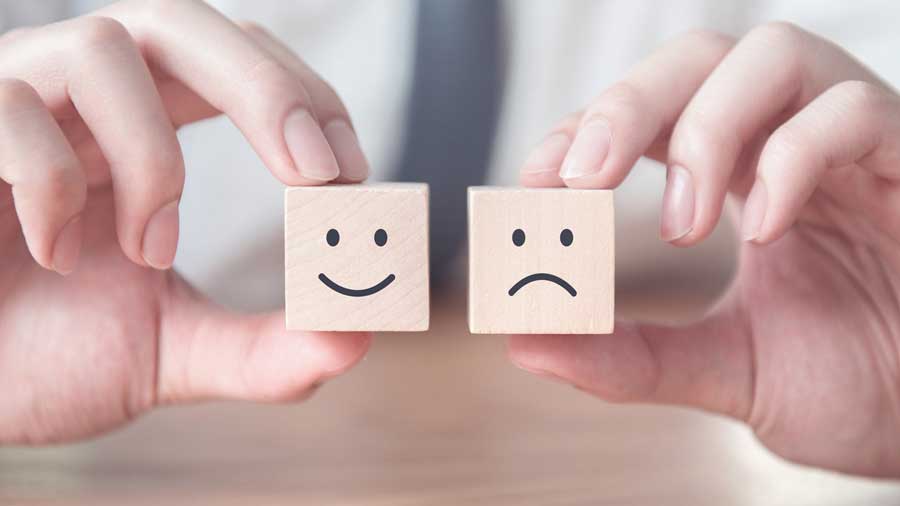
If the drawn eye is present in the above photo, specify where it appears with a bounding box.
[512,228,525,247]
[326,228,340,246]
[374,228,388,246]
[560,228,573,247]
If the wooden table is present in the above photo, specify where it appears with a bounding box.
[2,287,900,505]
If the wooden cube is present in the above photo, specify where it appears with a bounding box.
[285,183,429,331]
[468,187,614,334]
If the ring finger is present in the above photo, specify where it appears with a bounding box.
[0,79,87,274]
[0,17,185,269]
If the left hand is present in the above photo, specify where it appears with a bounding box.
[508,23,900,477]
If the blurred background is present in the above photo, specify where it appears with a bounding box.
[3,1,900,503]
[4,0,899,309]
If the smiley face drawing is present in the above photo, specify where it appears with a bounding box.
[317,227,397,297]
[468,187,614,335]
[285,183,430,332]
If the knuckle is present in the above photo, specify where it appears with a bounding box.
[676,28,735,52]
[765,127,811,166]
[585,81,648,124]
[12,166,87,213]
[749,21,807,44]
[672,114,738,160]
[136,147,185,188]
[830,80,887,113]
[141,0,195,19]
[228,54,312,123]
[42,168,87,203]
[588,81,659,133]
[743,21,814,91]
[73,16,131,48]
[600,82,647,110]
[0,79,39,109]
[746,21,809,58]
[241,56,292,88]
[240,57,309,107]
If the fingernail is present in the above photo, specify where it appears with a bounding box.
[559,120,611,180]
[284,109,339,181]
[52,215,83,275]
[660,165,695,242]
[521,133,572,174]
[142,201,179,269]
[741,180,768,242]
[323,119,369,181]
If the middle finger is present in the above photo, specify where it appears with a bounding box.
[666,22,882,246]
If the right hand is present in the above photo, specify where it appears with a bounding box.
[0,0,370,444]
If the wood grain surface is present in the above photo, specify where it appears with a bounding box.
[468,187,614,334]
[2,286,899,505]
[285,184,429,331]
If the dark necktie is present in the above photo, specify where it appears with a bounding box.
[394,0,503,287]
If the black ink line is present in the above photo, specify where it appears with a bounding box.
[318,273,396,297]
[508,273,577,297]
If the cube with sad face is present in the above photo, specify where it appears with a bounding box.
[468,187,614,334]
[285,183,429,331]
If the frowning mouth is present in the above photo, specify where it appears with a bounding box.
[508,273,577,297]
[319,273,396,297]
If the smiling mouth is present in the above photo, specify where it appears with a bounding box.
[318,273,396,297]
[508,273,577,297]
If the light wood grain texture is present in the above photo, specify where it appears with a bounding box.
[285,183,429,331]
[468,187,614,334]
[2,288,898,505]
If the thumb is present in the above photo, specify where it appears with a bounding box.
[155,280,371,404]
[507,303,755,421]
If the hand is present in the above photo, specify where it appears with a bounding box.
[0,0,370,443]
[509,23,900,477]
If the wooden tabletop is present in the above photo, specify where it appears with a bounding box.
[2,286,900,505]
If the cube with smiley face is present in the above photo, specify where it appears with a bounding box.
[285,183,429,331]
[467,187,614,334]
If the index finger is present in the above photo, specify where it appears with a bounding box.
[98,0,340,185]
[520,30,735,190]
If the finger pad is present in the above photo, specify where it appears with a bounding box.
[507,329,659,401]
